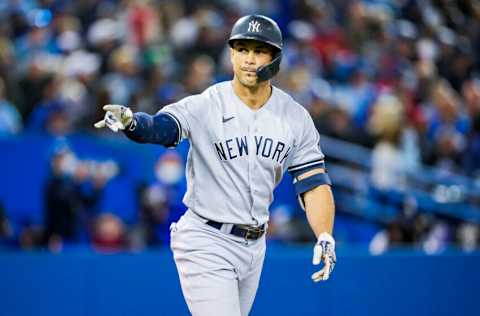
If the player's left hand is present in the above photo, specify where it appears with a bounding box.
[312,232,336,282]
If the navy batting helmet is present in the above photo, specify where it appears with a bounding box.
[228,15,283,82]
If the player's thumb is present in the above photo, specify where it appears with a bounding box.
[312,244,322,265]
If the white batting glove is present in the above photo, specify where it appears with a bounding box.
[94,104,133,132]
[312,232,336,282]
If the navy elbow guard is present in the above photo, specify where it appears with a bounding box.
[125,112,181,147]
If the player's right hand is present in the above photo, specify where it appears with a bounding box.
[312,232,336,282]
[94,104,133,132]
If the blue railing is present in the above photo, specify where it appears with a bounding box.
[321,134,480,223]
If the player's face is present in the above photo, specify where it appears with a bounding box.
[230,40,273,87]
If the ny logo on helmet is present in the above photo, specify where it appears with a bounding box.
[248,20,261,32]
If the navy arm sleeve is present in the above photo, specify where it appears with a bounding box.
[123,112,181,147]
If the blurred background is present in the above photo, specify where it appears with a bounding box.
[0,0,479,315]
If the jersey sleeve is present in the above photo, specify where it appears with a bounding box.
[287,107,326,178]
[158,94,206,141]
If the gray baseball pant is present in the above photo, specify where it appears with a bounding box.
[170,209,266,316]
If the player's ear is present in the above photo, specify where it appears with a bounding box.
[230,47,235,64]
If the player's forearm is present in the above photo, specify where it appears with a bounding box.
[124,112,180,147]
[304,185,335,238]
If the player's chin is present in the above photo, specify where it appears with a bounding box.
[240,75,258,87]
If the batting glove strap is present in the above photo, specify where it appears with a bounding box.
[317,232,335,250]
[127,117,137,131]
[118,106,134,126]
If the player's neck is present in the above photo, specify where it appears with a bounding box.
[232,78,272,110]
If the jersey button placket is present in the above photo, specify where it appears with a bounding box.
[247,122,255,211]
[250,114,260,222]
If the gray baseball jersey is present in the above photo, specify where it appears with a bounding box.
[161,80,325,225]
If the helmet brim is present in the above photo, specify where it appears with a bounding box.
[228,35,282,52]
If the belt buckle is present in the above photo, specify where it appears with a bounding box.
[244,226,263,240]
[244,227,254,240]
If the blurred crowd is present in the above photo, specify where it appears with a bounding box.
[1,0,480,252]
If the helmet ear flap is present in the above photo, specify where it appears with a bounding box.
[256,51,282,82]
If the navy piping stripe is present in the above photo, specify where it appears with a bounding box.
[288,159,325,172]
[289,164,326,178]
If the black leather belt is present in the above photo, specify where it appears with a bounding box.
[206,220,266,240]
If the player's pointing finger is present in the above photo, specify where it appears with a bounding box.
[103,104,119,112]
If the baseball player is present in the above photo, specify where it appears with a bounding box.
[95,14,336,316]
